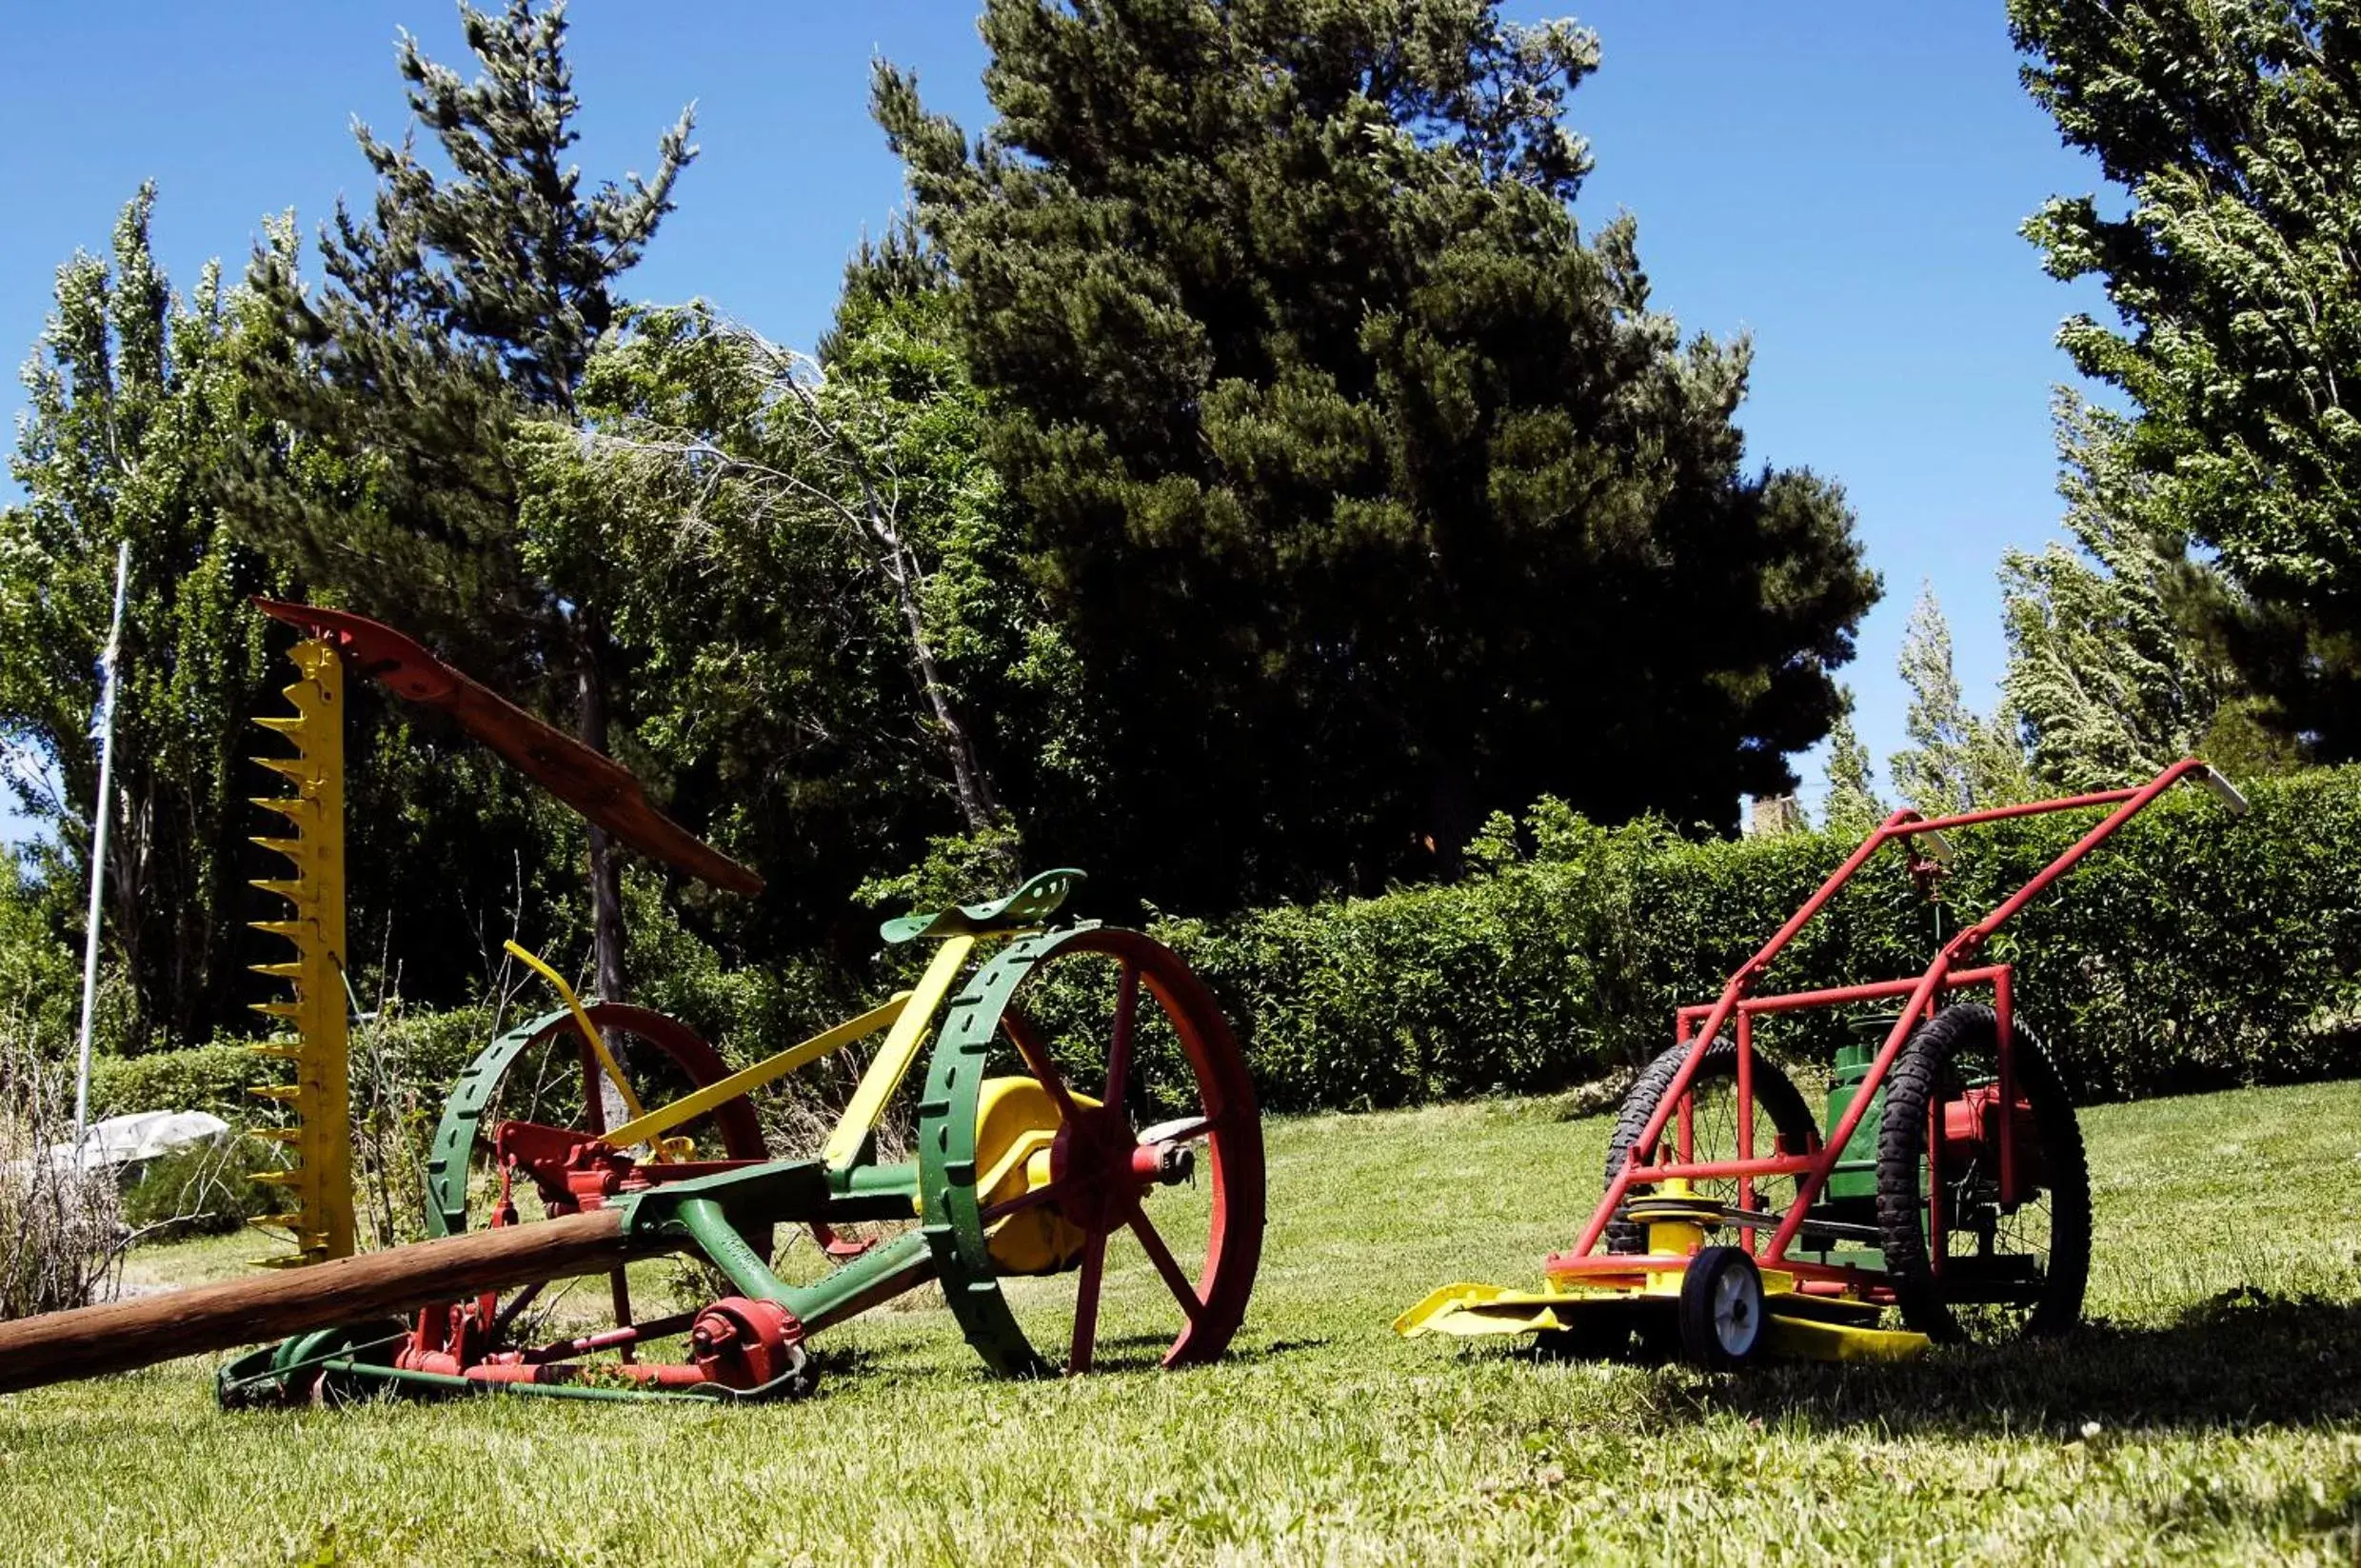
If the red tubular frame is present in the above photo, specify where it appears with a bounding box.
[1560,757,2229,1280]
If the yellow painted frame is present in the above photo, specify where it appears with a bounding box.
[601,992,911,1150]
[502,926,1024,1179]
[823,936,977,1170]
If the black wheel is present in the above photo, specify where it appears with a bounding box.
[1677,1245,1766,1369]
[1603,1037,1821,1253]
[1875,1003,2092,1343]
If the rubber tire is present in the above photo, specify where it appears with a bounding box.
[1874,1003,2092,1343]
[1602,1037,1821,1254]
[1677,1245,1767,1370]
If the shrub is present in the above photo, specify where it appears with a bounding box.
[87,1042,280,1121]
[0,1021,126,1320]
[119,1131,283,1240]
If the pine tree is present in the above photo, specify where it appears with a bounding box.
[875,0,1878,907]
[233,0,694,1000]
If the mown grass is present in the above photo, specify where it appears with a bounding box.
[5,1079,2361,1565]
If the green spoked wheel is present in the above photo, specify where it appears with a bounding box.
[425,1003,767,1238]
[420,1003,772,1364]
[916,926,1265,1377]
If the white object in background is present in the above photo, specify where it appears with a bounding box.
[49,1108,230,1174]
[72,539,131,1145]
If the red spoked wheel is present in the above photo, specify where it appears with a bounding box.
[916,926,1266,1377]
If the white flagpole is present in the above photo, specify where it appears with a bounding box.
[71,539,131,1148]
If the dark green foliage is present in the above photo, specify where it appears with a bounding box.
[234,0,694,661]
[2011,0,2361,755]
[0,188,287,1045]
[559,244,1096,954]
[1162,768,2361,1110]
[876,0,1878,910]
[119,1134,283,1239]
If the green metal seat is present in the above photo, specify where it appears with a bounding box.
[878,868,1086,945]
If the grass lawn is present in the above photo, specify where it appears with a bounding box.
[4,1077,2361,1564]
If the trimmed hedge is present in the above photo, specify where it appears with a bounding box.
[88,769,2361,1125]
[1156,769,2361,1112]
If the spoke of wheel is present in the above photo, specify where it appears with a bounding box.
[1129,1209,1203,1327]
[1004,1005,1085,1122]
[1104,963,1140,1110]
[1069,1228,1108,1374]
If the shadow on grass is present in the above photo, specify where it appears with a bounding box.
[1676,1287,2361,1438]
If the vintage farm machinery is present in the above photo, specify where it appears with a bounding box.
[1399,758,2250,1367]
[0,604,1264,1403]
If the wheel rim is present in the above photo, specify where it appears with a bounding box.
[1926,1061,2058,1340]
[1712,1265,1760,1356]
[1606,1041,1819,1253]
[1670,1077,1803,1220]
[918,927,1266,1377]
[1876,1005,2091,1344]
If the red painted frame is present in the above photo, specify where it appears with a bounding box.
[1545,757,2239,1296]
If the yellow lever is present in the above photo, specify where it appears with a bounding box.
[502,939,646,1127]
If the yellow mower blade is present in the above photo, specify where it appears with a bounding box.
[1760,1313,1931,1362]
[1393,1282,1585,1340]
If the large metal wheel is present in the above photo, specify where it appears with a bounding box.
[426,1003,765,1236]
[1875,1003,2092,1343]
[1601,1037,1822,1254]
[916,926,1265,1377]
[421,1004,769,1359]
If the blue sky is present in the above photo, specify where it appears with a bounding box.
[0,2,2113,836]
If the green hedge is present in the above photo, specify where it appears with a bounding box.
[1156,769,2361,1112]
[86,768,2361,1125]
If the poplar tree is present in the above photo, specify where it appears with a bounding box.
[2012,0,2361,754]
[0,188,282,1044]
[1889,586,2032,816]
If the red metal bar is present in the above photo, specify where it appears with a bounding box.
[1763,966,1950,1259]
[1995,965,2017,1205]
[1889,787,2145,836]
[1945,759,2211,958]
[512,1310,700,1365]
[1677,966,2009,1022]
[1736,1010,1756,1252]
[1630,1153,1821,1182]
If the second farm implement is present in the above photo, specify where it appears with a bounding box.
[1399,757,2250,1366]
